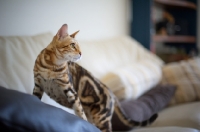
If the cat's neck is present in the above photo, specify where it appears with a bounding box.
[43,48,68,69]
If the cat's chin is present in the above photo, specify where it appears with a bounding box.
[73,56,82,62]
[65,56,81,62]
[72,58,81,62]
[68,57,81,62]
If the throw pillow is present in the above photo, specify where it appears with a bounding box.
[161,57,200,106]
[111,84,176,131]
[101,60,162,100]
[0,86,100,132]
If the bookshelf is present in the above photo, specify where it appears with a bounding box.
[131,0,198,63]
[154,0,196,9]
[153,35,196,43]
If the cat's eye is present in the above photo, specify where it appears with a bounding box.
[70,43,76,49]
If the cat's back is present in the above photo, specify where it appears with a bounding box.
[68,62,114,95]
[68,62,98,82]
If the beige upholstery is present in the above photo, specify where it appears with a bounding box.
[150,102,200,130]
[79,36,163,100]
[132,127,199,132]
[0,33,199,132]
[0,33,74,114]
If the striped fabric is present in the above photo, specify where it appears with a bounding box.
[161,57,200,106]
[101,60,162,100]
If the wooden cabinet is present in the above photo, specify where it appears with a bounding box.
[131,0,197,63]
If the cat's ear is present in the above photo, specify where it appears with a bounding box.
[70,30,79,38]
[57,24,68,39]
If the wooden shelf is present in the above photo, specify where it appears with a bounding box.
[153,35,196,43]
[154,0,197,9]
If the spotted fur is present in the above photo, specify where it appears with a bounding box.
[33,24,157,132]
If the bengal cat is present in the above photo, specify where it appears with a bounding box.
[33,24,157,132]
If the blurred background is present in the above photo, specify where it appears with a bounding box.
[0,0,131,40]
[0,0,199,63]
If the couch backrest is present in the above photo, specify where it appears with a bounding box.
[78,36,163,79]
[0,33,163,111]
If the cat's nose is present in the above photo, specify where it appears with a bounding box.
[79,52,82,56]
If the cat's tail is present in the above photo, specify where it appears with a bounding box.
[113,98,158,129]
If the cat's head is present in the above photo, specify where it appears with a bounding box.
[48,24,81,62]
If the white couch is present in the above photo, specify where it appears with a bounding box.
[0,32,199,132]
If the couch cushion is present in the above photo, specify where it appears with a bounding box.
[0,33,74,114]
[83,36,164,100]
[161,57,200,106]
[0,86,100,132]
[131,127,199,132]
[78,36,163,79]
[101,60,162,100]
[0,34,163,114]
[150,101,200,130]
[112,84,176,131]
[0,33,52,93]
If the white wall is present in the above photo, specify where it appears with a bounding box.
[0,0,131,40]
